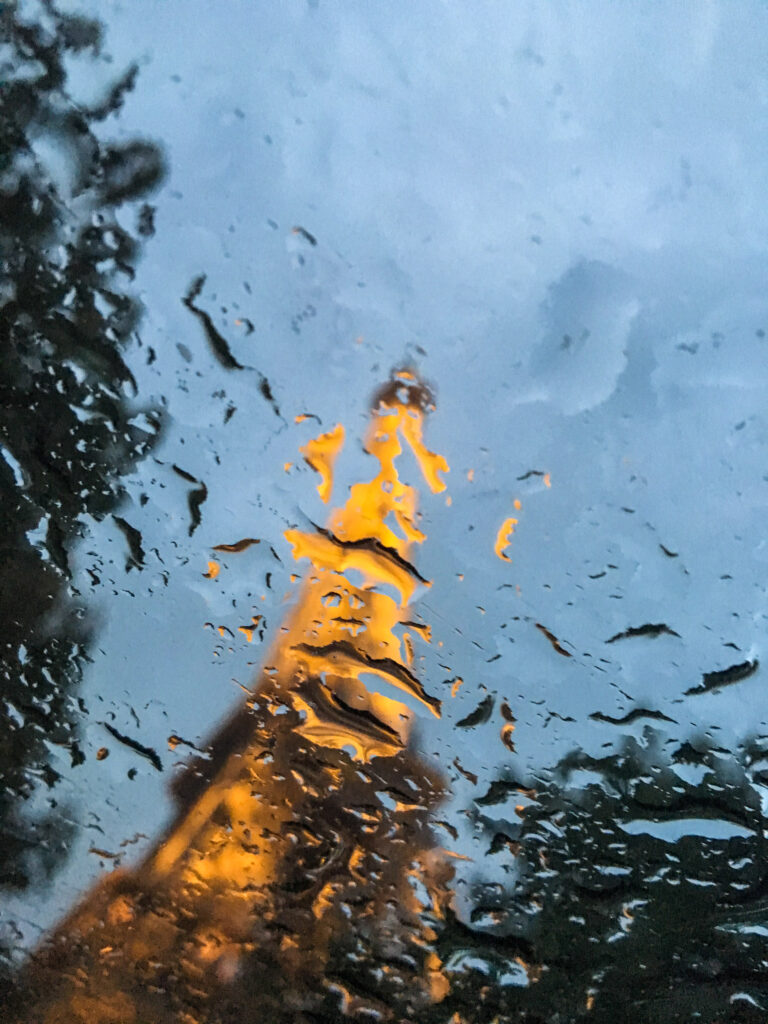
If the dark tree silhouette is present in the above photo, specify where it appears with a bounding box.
[420,729,768,1024]
[0,0,165,984]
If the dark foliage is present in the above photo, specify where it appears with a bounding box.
[0,0,164,980]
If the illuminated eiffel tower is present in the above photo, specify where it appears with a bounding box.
[16,370,456,1024]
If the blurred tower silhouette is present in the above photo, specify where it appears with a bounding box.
[17,370,456,1023]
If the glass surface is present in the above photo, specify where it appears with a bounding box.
[3,2,768,1021]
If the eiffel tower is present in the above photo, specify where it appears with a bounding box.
[15,370,457,1023]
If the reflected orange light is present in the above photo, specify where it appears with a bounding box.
[494,516,518,561]
[299,422,345,503]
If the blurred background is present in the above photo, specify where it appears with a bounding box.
[3,2,768,1020]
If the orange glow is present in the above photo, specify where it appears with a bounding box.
[238,615,262,643]
[440,848,473,861]
[25,370,457,1021]
[284,530,424,607]
[275,375,449,757]
[300,422,345,503]
[426,950,450,1001]
[501,721,516,752]
[544,472,551,488]
[149,370,451,895]
[204,560,220,579]
[494,517,518,561]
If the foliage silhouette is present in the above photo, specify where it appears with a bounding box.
[0,0,164,983]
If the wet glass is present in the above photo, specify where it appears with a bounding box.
[3,2,768,1022]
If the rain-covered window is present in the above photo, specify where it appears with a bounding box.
[3,3,768,1022]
